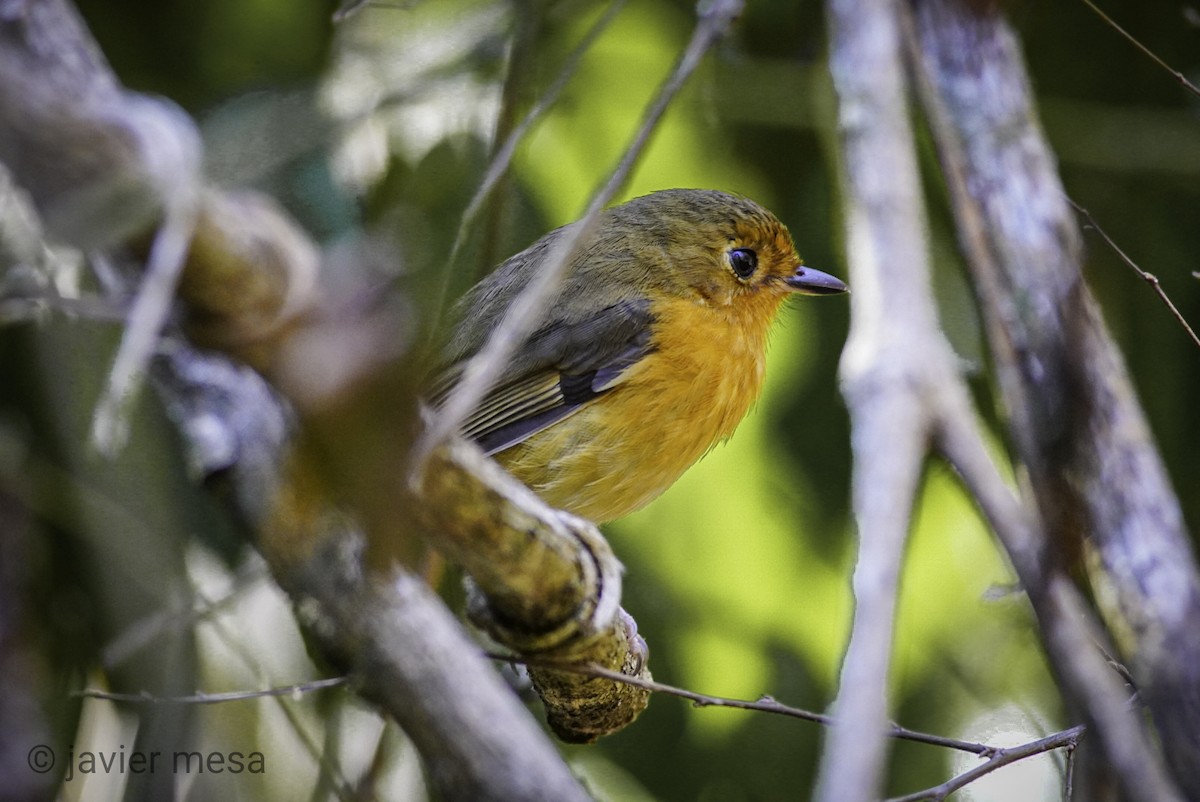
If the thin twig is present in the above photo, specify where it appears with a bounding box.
[1087,630,1139,691]
[1063,741,1077,801]
[476,9,540,278]
[514,655,1089,799]
[407,0,744,482]
[74,676,349,705]
[0,293,126,324]
[193,589,358,802]
[96,555,355,799]
[1068,197,1200,351]
[501,657,1008,757]
[1077,0,1200,98]
[90,199,198,455]
[332,0,414,22]
[475,0,628,234]
[101,558,270,669]
[886,725,1086,802]
[427,0,629,333]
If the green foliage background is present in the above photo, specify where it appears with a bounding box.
[22,0,1200,799]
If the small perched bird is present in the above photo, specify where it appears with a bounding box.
[435,189,847,523]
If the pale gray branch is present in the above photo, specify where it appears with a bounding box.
[822,0,1198,800]
[907,0,1200,796]
[817,0,943,797]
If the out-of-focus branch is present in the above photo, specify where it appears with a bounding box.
[0,0,205,456]
[0,0,194,250]
[417,438,649,742]
[260,498,596,802]
[158,348,601,801]
[0,0,649,796]
[906,0,1200,796]
[436,0,627,316]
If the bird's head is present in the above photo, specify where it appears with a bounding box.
[599,189,847,313]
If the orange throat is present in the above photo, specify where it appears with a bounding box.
[496,292,784,523]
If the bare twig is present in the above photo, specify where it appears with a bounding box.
[514,655,1091,800]
[512,658,1006,757]
[191,583,356,800]
[0,292,125,324]
[1077,0,1200,98]
[1063,741,1077,801]
[74,676,349,705]
[332,0,414,22]
[430,0,628,327]
[1067,197,1200,351]
[90,198,198,455]
[408,0,745,481]
[886,725,1086,802]
[100,558,270,669]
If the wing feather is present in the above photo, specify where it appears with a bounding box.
[432,298,654,455]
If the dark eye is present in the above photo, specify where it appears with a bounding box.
[729,248,758,279]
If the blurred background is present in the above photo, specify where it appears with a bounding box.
[2,0,1198,799]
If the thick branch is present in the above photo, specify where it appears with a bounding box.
[818,0,946,797]
[935,402,1179,802]
[907,0,1200,795]
[821,1,1195,800]
[266,513,593,802]
[0,0,645,795]
[416,437,650,743]
[0,0,197,249]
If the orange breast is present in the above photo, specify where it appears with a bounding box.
[496,293,782,523]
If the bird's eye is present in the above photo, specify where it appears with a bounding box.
[729,248,758,279]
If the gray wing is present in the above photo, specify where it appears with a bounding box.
[431,298,654,455]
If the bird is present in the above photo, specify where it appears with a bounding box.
[433,189,847,523]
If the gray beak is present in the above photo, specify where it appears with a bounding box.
[784,265,848,296]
